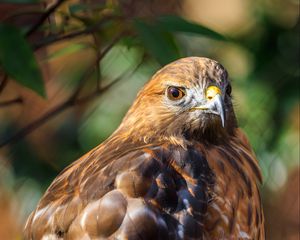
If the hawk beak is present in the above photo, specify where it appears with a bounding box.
[190,86,226,127]
[213,94,225,128]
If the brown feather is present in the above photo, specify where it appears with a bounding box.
[24,57,264,240]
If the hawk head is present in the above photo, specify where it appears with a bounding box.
[117,57,237,144]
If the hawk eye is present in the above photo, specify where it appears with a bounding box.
[167,86,185,101]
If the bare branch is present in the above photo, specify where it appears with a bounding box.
[75,60,143,105]
[26,0,67,37]
[2,10,44,22]
[0,74,8,95]
[0,63,141,148]
[92,32,102,90]
[0,33,140,149]
[0,97,23,108]
[0,100,70,148]
[33,16,118,50]
[69,31,126,101]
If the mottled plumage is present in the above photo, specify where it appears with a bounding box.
[24,57,264,239]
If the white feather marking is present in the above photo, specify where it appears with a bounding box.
[211,202,222,213]
[220,214,229,225]
[239,231,251,239]
[32,207,50,224]
[41,234,58,240]
[80,210,88,228]
[177,225,184,239]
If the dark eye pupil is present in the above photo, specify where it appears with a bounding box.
[170,88,180,97]
[167,86,185,100]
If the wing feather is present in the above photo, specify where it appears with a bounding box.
[24,142,214,240]
[24,128,264,240]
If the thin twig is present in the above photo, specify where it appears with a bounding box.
[0,74,8,95]
[69,31,125,100]
[33,16,117,50]
[26,0,66,37]
[0,101,70,148]
[92,33,102,90]
[0,61,142,148]
[95,63,101,91]
[0,32,137,148]
[0,97,23,108]
[2,10,44,22]
[75,60,143,105]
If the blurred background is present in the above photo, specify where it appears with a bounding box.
[0,0,299,239]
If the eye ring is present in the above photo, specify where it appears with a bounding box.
[167,86,186,101]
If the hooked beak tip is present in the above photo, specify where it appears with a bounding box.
[214,94,226,128]
[189,94,226,128]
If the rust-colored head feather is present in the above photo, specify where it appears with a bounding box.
[116,57,236,145]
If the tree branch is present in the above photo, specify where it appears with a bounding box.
[26,0,66,37]
[0,62,141,148]
[0,32,140,148]
[0,74,8,95]
[0,97,23,108]
[69,31,125,101]
[33,16,117,50]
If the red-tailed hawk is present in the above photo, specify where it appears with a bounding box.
[24,57,264,239]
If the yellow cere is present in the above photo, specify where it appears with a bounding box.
[206,86,222,100]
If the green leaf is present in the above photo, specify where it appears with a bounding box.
[47,43,88,61]
[68,3,89,15]
[158,15,227,41]
[134,19,181,65]
[0,23,45,97]
[69,2,106,15]
[121,36,140,49]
